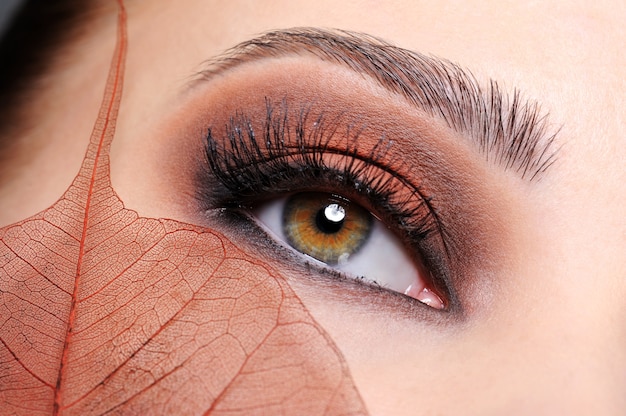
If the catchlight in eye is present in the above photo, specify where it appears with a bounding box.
[283,193,371,265]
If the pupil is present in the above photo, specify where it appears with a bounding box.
[315,203,346,234]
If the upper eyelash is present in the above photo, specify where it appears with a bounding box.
[200,98,442,244]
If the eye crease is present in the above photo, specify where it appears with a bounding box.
[255,192,445,309]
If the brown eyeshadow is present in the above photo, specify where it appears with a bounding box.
[155,57,518,319]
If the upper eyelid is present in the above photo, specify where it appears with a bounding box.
[209,104,452,260]
[190,27,559,182]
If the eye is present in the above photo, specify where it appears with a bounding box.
[255,192,445,309]
[201,100,455,312]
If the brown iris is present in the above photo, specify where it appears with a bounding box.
[283,193,372,265]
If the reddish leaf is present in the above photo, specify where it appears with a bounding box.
[0,2,367,414]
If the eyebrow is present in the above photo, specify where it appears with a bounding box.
[195,28,558,181]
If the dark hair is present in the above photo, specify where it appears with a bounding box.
[0,0,93,136]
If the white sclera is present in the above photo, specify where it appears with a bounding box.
[255,196,424,296]
[336,220,424,295]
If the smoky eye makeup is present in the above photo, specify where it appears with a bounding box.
[178,57,514,320]
[200,99,449,310]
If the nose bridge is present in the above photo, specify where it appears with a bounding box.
[457,274,626,415]
[510,296,626,414]
[556,337,626,413]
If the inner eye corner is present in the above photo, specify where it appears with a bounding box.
[315,265,451,315]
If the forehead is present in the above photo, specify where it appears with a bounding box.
[125,1,624,124]
[120,1,625,174]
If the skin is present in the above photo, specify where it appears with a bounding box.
[1,1,625,414]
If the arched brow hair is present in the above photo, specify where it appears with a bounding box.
[196,28,559,181]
